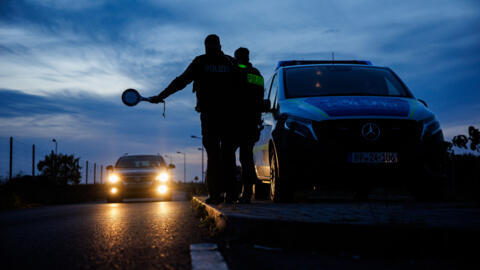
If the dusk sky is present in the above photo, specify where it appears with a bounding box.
[1,0,479,182]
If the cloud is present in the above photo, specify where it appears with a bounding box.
[0,89,71,117]
[0,25,144,97]
[25,0,107,11]
[143,0,480,84]
[0,114,110,139]
[0,89,201,156]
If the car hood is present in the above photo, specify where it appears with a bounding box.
[114,168,161,175]
[280,96,433,121]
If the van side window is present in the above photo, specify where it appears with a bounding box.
[269,74,278,110]
[264,77,273,99]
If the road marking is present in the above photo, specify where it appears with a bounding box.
[190,243,228,270]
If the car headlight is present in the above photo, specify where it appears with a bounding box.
[422,115,441,137]
[109,174,119,183]
[156,172,169,183]
[284,116,317,140]
[157,185,168,194]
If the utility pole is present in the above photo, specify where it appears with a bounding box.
[52,139,57,183]
[100,165,103,184]
[86,161,89,184]
[93,163,97,184]
[52,139,58,156]
[94,163,96,184]
[50,150,55,179]
[32,144,35,176]
[9,137,12,181]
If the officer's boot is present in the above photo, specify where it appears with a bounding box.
[238,184,253,204]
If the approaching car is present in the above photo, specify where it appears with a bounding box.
[253,60,445,202]
[106,154,175,202]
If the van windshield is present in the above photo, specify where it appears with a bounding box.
[284,66,411,98]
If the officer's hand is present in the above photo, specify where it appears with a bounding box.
[148,95,164,104]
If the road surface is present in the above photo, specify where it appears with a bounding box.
[1,192,475,269]
[0,192,210,269]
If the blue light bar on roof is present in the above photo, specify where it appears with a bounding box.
[276,60,372,69]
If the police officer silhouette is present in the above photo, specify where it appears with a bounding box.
[149,34,238,204]
[233,47,264,203]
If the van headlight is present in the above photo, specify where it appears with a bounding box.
[422,115,441,137]
[156,172,169,183]
[284,116,317,140]
[109,174,119,183]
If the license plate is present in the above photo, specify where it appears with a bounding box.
[348,152,398,164]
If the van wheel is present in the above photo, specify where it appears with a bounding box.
[270,149,294,203]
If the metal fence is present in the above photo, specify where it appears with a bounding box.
[1,137,106,184]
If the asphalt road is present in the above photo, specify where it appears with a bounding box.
[1,191,476,270]
[0,191,211,270]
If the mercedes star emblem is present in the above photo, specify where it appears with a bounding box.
[361,122,381,141]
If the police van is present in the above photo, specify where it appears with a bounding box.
[253,60,445,202]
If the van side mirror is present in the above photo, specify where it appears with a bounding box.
[262,99,272,112]
[418,99,428,108]
[168,164,176,169]
[106,165,113,172]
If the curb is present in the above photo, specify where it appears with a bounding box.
[192,196,480,255]
[192,196,227,232]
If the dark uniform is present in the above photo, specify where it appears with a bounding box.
[235,60,264,201]
[152,36,239,203]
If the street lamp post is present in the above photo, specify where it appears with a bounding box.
[191,135,205,183]
[176,151,186,183]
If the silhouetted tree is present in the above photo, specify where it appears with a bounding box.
[37,152,82,185]
[452,126,480,152]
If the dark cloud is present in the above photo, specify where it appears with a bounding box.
[0,89,72,117]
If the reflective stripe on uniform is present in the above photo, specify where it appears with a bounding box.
[247,73,264,87]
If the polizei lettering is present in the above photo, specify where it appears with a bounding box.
[204,64,230,73]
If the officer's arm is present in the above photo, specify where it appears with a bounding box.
[253,68,265,114]
[153,58,197,101]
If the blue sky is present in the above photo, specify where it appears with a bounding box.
[1,0,479,181]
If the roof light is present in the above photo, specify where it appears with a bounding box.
[276,60,372,69]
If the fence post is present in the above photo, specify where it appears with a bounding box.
[32,144,35,176]
[9,137,13,181]
[86,161,89,184]
[94,163,96,184]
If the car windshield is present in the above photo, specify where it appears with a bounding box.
[115,156,164,168]
[284,66,411,98]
